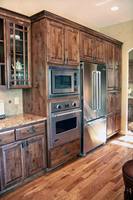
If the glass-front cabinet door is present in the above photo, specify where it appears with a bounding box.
[0,15,7,89]
[7,19,31,88]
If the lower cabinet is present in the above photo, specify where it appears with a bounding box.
[49,139,80,168]
[0,134,46,191]
[0,141,25,191]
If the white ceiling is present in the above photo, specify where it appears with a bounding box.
[0,0,133,28]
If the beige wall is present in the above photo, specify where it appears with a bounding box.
[0,89,23,116]
[101,20,133,135]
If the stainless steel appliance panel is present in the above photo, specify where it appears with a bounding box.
[51,110,81,149]
[83,117,106,154]
[49,99,81,149]
[80,62,107,155]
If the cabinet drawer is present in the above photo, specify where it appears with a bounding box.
[0,130,15,146]
[49,139,80,168]
[16,122,45,140]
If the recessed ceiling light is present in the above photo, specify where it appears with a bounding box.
[111,6,119,11]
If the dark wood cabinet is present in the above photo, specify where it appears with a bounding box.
[7,19,31,89]
[25,135,46,177]
[0,141,26,190]
[49,139,80,168]
[0,9,31,90]
[0,15,7,89]
[46,20,79,65]
[106,42,122,138]
[80,32,94,62]
[0,121,46,191]
[80,31,105,63]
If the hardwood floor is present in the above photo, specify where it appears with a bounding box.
[1,133,133,200]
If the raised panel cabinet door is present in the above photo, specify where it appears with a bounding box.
[94,37,105,63]
[106,42,114,90]
[114,91,121,112]
[46,20,65,64]
[65,26,80,65]
[25,135,46,177]
[115,68,121,90]
[114,112,121,133]
[0,141,25,190]
[106,114,114,138]
[80,31,94,62]
[114,45,122,90]
[107,91,115,114]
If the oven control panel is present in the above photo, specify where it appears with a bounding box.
[50,99,80,112]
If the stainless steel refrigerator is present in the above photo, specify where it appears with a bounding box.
[80,62,107,156]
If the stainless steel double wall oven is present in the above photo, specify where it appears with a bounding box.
[48,65,81,151]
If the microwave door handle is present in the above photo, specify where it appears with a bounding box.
[98,71,101,111]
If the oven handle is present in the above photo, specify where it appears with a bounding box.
[52,109,82,118]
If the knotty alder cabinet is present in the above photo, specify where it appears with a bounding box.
[46,20,80,65]
[0,9,31,89]
[0,15,7,89]
[0,122,46,191]
[80,31,105,63]
[106,42,122,138]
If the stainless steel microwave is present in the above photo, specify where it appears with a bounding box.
[48,66,80,98]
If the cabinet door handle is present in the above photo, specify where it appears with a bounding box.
[26,141,29,147]
[29,129,36,134]
[0,139,2,142]
[64,150,70,155]
[9,82,12,88]
[22,142,25,148]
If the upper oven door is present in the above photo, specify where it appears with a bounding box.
[50,109,81,149]
[52,70,74,94]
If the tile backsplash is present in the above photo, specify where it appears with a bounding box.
[0,89,23,116]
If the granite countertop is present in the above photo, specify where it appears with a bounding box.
[128,96,133,99]
[0,113,47,131]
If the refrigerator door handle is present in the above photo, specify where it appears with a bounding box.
[98,71,101,111]
[86,117,106,126]
[96,71,99,111]
[92,71,96,111]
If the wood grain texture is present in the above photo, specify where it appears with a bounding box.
[25,135,46,177]
[80,31,94,62]
[1,133,133,199]
[23,18,47,117]
[16,122,45,140]
[30,10,123,46]
[49,139,80,168]
[0,130,15,146]
[0,141,26,190]
[94,37,105,63]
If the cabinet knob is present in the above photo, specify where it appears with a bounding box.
[22,142,25,148]
[26,141,29,147]
[29,129,36,134]
[64,150,70,155]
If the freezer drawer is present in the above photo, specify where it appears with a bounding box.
[83,117,106,154]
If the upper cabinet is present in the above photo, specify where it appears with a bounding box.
[46,20,80,65]
[0,15,7,90]
[0,9,31,89]
[80,31,105,63]
[7,19,31,89]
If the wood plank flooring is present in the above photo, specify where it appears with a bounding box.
[1,133,133,200]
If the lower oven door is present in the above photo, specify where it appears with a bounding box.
[50,109,81,149]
